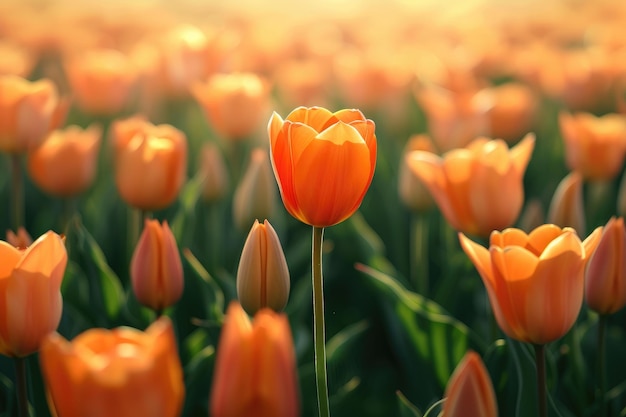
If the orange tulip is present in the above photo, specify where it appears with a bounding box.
[109,115,151,158]
[407,133,535,237]
[559,112,626,181]
[397,134,435,213]
[115,122,187,210]
[585,217,626,315]
[192,72,271,140]
[131,220,183,312]
[210,302,299,417]
[442,351,498,417]
[268,106,377,227]
[27,124,101,197]
[547,172,586,236]
[64,48,138,116]
[40,317,185,417]
[459,224,602,344]
[0,75,66,153]
[0,231,67,357]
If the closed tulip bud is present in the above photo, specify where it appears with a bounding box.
[6,227,33,249]
[0,231,67,357]
[460,224,602,344]
[40,317,185,417]
[547,172,586,237]
[198,142,229,203]
[585,217,626,315]
[27,124,101,197]
[233,148,276,231]
[211,302,299,417]
[131,220,184,312]
[115,123,187,211]
[237,219,289,315]
[268,106,377,227]
[407,133,535,237]
[398,134,435,212]
[442,351,498,417]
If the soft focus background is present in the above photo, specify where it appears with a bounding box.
[1,0,626,415]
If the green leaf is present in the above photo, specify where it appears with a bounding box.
[183,248,225,322]
[397,391,423,417]
[170,174,204,244]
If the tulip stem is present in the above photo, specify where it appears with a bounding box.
[534,344,548,417]
[312,226,330,417]
[14,357,29,417]
[410,214,429,296]
[597,315,607,417]
[10,153,24,231]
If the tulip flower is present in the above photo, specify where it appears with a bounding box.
[547,172,586,236]
[459,224,602,344]
[27,124,101,197]
[233,148,276,231]
[398,134,435,213]
[407,133,535,237]
[115,122,187,211]
[442,351,498,417]
[192,72,271,140]
[40,317,185,417]
[585,217,626,315]
[131,220,184,313]
[5,227,32,250]
[210,302,299,417]
[559,112,626,181]
[237,219,290,315]
[268,106,377,227]
[0,231,67,357]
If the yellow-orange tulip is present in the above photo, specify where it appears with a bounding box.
[0,231,67,357]
[559,112,626,181]
[407,133,535,237]
[115,122,187,210]
[131,220,183,312]
[27,124,101,197]
[459,224,602,344]
[268,106,377,227]
[442,351,498,417]
[210,302,299,417]
[585,217,626,315]
[40,317,185,417]
[0,75,66,153]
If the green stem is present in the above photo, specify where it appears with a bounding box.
[312,226,330,417]
[410,214,429,295]
[14,357,29,417]
[534,344,548,417]
[10,153,24,231]
[597,315,607,417]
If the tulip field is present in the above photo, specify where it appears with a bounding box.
[2,0,626,416]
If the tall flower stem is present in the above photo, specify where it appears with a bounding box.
[534,344,548,417]
[312,226,330,417]
[597,315,607,417]
[10,153,24,231]
[14,357,29,417]
[410,213,429,296]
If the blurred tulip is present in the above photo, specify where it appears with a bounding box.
[198,142,229,203]
[518,199,545,233]
[0,75,67,153]
[6,227,33,250]
[585,217,626,315]
[274,59,331,109]
[547,172,586,236]
[210,302,299,417]
[27,124,101,197]
[192,72,271,140]
[109,114,151,158]
[40,317,185,417]
[407,133,535,237]
[115,122,187,211]
[0,41,35,77]
[233,148,276,231]
[131,220,183,312]
[268,106,377,227]
[459,224,602,344]
[559,112,626,181]
[0,231,67,357]
[64,48,138,116]
[398,134,435,213]
[237,219,290,315]
[442,351,498,417]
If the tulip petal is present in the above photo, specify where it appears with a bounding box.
[527,224,567,255]
[582,226,603,261]
[267,112,284,150]
[16,231,67,288]
[509,132,535,174]
[0,241,22,278]
[285,106,336,132]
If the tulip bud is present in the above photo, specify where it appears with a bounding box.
[198,142,229,203]
[233,148,276,231]
[131,220,184,312]
[585,217,626,315]
[442,351,498,417]
[398,134,435,212]
[211,302,299,417]
[547,171,586,237]
[237,219,290,315]
[6,227,33,249]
